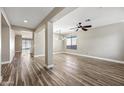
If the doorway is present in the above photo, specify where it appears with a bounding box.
[22,39,32,54]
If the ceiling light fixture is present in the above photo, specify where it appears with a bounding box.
[24,20,28,23]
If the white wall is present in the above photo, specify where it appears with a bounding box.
[21,31,33,39]
[53,34,64,52]
[0,8,13,81]
[10,29,15,62]
[0,8,15,64]
[1,23,15,63]
[12,26,33,39]
[1,25,10,62]
[64,22,124,61]
[34,28,45,56]
[34,28,64,57]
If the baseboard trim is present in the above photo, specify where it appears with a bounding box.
[34,52,64,57]
[1,55,15,65]
[16,51,21,52]
[44,64,54,69]
[34,54,45,57]
[53,52,64,54]
[63,52,124,64]
[1,61,11,65]
[34,52,124,64]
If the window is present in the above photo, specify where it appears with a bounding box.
[66,36,77,49]
[22,39,32,50]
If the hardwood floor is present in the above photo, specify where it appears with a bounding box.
[1,52,124,86]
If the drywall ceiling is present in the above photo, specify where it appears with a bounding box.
[54,7,124,34]
[4,7,54,29]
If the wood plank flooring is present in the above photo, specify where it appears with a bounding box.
[1,52,124,86]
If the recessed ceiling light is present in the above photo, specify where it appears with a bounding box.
[24,20,28,23]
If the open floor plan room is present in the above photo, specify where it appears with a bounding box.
[0,7,124,86]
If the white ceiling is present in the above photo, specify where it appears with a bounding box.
[54,7,124,34]
[4,7,54,29]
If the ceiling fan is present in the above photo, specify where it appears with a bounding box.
[70,22,92,31]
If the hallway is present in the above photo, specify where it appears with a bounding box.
[1,53,124,86]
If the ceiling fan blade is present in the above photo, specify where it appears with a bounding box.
[70,28,75,30]
[70,27,78,30]
[76,29,79,31]
[82,28,88,31]
[83,25,92,28]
